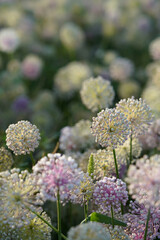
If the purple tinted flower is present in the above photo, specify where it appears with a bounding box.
[12,96,30,113]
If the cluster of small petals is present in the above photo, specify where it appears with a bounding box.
[109,57,134,81]
[6,120,41,155]
[21,54,43,80]
[93,177,128,214]
[16,211,52,240]
[93,149,126,179]
[60,120,96,152]
[149,37,160,60]
[126,155,160,208]
[71,173,94,205]
[0,147,13,172]
[116,138,142,161]
[67,222,111,240]
[116,97,154,136]
[0,28,20,53]
[54,61,92,96]
[107,226,131,240]
[80,76,115,112]
[139,119,160,150]
[0,211,51,240]
[78,149,97,172]
[0,168,42,227]
[91,108,131,149]
[124,201,160,240]
[33,153,83,203]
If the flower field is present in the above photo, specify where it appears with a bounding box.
[0,0,160,239]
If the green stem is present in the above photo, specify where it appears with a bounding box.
[84,202,88,223]
[129,133,133,165]
[143,208,150,240]
[113,149,119,178]
[111,205,114,229]
[30,152,35,166]
[57,189,62,240]
[26,207,68,240]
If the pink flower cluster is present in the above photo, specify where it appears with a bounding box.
[33,153,83,203]
[93,177,128,214]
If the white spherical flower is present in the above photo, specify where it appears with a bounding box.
[54,61,92,96]
[149,37,160,60]
[68,222,111,240]
[109,57,134,81]
[22,54,43,80]
[59,22,84,51]
[6,120,41,155]
[80,76,115,112]
[116,97,154,136]
[0,28,20,53]
[91,108,131,149]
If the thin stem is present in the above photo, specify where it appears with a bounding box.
[113,149,119,178]
[111,205,114,229]
[143,208,150,240]
[84,201,88,223]
[57,189,62,240]
[26,206,68,240]
[30,152,35,166]
[129,133,133,165]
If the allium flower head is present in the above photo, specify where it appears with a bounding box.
[0,168,41,227]
[72,173,94,205]
[149,37,160,60]
[59,22,84,51]
[16,212,52,240]
[0,147,13,172]
[108,226,130,240]
[109,57,134,81]
[93,177,128,214]
[0,28,20,53]
[116,97,154,136]
[60,120,95,152]
[67,222,111,240]
[33,153,83,203]
[54,61,92,96]
[22,54,43,80]
[126,155,160,208]
[6,120,41,155]
[118,81,140,99]
[125,201,160,240]
[80,76,115,112]
[93,149,126,179]
[91,108,131,149]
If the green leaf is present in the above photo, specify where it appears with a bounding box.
[89,212,127,227]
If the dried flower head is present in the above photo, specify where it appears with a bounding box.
[33,153,83,203]
[149,37,160,60]
[116,97,154,136]
[91,108,131,149]
[0,147,13,172]
[109,57,134,81]
[67,222,111,240]
[0,168,41,227]
[93,177,128,214]
[6,120,41,155]
[0,28,20,53]
[126,155,160,208]
[80,76,115,112]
